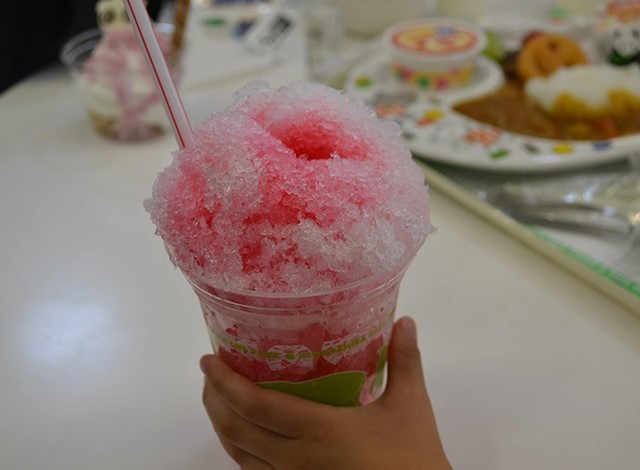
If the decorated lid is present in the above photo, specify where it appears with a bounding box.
[601,0,640,23]
[387,19,486,59]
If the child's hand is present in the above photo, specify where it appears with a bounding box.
[200,317,451,470]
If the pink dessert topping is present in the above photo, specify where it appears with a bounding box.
[145,82,432,293]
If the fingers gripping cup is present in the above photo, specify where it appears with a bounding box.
[145,81,433,406]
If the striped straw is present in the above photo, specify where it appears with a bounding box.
[123,0,193,149]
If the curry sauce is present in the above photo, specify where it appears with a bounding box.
[454,82,640,141]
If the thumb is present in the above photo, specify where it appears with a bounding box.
[382,317,427,404]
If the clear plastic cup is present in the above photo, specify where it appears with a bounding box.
[188,263,411,406]
[60,25,183,142]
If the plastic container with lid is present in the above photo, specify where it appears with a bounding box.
[384,18,487,90]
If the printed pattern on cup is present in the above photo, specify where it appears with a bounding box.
[203,308,395,370]
[321,333,368,365]
[234,338,259,354]
[265,345,314,371]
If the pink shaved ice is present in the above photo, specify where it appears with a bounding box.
[145,82,432,293]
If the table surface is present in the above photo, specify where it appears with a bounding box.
[2,9,640,470]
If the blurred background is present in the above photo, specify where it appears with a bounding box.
[1,0,601,93]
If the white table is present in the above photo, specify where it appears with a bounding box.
[1,11,640,470]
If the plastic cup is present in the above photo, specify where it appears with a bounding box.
[384,18,487,91]
[60,25,183,142]
[187,261,413,407]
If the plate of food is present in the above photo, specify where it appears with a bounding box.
[345,17,640,173]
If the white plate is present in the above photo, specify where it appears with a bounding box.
[345,52,639,173]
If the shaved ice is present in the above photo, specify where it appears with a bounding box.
[145,82,432,405]
[145,81,432,294]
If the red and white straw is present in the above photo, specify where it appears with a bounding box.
[124,0,193,149]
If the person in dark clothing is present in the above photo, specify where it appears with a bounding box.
[0,0,166,93]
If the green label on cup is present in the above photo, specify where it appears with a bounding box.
[259,371,366,407]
